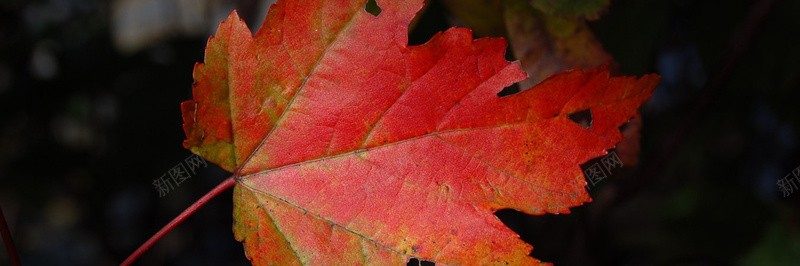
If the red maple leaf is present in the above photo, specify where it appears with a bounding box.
[179,0,660,264]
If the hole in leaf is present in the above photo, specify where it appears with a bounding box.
[497,48,521,97]
[407,258,435,266]
[364,0,382,16]
[497,83,520,97]
[567,109,592,129]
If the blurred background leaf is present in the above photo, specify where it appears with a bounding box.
[529,0,610,21]
[504,0,615,90]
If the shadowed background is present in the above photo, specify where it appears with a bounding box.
[0,0,798,265]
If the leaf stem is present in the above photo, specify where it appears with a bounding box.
[121,176,236,266]
[0,206,21,266]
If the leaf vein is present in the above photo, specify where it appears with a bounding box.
[238,5,365,171]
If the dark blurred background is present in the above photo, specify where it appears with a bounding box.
[0,0,798,265]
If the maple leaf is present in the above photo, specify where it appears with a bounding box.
[181,0,660,264]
